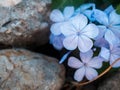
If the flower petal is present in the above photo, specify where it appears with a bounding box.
[80,50,93,63]
[78,35,93,52]
[61,22,76,36]
[81,23,99,39]
[105,30,120,46]
[109,10,120,25]
[94,38,109,48]
[85,67,98,80]
[94,9,109,25]
[70,14,88,30]
[50,23,62,35]
[68,57,83,68]
[50,9,64,22]
[104,5,114,15]
[83,10,95,21]
[76,3,95,13]
[63,6,74,20]
[74,67,85,82]
[49,34,64,50]
[88,57,103,69]
[99,47,110,61]
[110,54,120,68]
[63,35,78,50]
[95,25,107,40]
[111,46,120,56]
[110,25,120,38]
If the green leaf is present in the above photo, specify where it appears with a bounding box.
[116,4,120,14]
[51,0,84,10]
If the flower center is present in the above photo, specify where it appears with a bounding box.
[83,62,88,67]
[106,23,112,29]
[76,31,81,36]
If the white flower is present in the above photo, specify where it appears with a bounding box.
[50,6,74,35]
[68,50,103,82]
[99,38,120,68]
[61,14,99,52]
[93,9,120,45]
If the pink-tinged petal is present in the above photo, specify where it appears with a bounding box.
[109,10,120,25]
[110,54,120,68]
[80,50,93,63]
[104,5,114,15]
[61,22,76,36]
[105,30,120,46]
[63,6,74,20]
[88,57,103,69]
[74,67,85,82]
[50,9,64,22]
[70,14,88,30]
[110,25,120,38]
[78,35,93,52]
[85,67,98,80]
[99,47,110,61]
[63,35,78,50]
[82,23,99,39]
[50,23,62,35]
[94,9,109,25]
[68,57,83,68]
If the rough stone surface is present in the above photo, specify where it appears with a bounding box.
[0,0,51,46]
[98,70,120,90]
[0,0,22,7]
[0,49,65,90]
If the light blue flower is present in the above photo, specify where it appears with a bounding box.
[75,3,95,13]
[99,37,120,67]
[104,5,114,15]
[50,34,65,50]
[75,3,96,21]
[50,6,74,35]
[68,50,103,82]
[61,14,99,52]
[100,45,120,68]
[93,8,120,45]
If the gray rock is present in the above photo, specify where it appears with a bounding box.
[0,0,51,46]
[98,70,120,90]
[0,49,65,90]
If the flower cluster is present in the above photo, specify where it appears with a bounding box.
[49,3,120,82]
